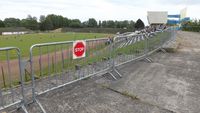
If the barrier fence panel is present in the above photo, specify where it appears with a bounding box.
[113,34,146,66]
[113,28,175,67]
[29,38,112,100]
[0,47,26,112]
[0,27,175,112]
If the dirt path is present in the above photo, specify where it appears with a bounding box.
[108,31,200,113]
[177,31,200,53]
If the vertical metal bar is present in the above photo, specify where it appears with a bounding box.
[47,46,51,89]
[90,41,93,72]
[1,66,6,88]
[0,52,3,98]
[39,47,42,77]
[24,69,28,82]
[67,45,71,81]
[6,50,14,103]
[147,35,149,54]
[82,41,86,77]
[94,40,98,73]
[160,32,163,47]
[61,44,65,84]
[52,56,54,74]
[145,34,148,57]
[115,37,118,65]
[100,40,109,68]
[30,46,36,101]
[132,36,135,59]
[0,87,4,107]
[109,38,114,70]
[136,36,139,56]
[91,40,95,74]
[86,41,90,75]
[17,48,26,105]
[39,46,45,92]
[54,45,58,85]
[71,42,76,80]
[88,41,92,74]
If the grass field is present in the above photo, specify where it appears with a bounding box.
[0,32,111,58]
[0,31,171,88]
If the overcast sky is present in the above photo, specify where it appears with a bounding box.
[0,0,199,25]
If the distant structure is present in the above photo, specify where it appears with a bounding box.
[0,27,30,35]
[147,11,168,25]
[167,8,190,25]
[147,8,190,30]
[2,31,28,35]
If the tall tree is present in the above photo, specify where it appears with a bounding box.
[69,19,81,28]
[82,21,88,28]
[21,15,39,30]
[44,17,54,30]
[39,15,46,23]
[128,20,135,29]
[0,20,5,27]
[106,20,115,28]
[4,18,21,27]
[98,20,102,28]
[39,15,46,31]
[135,19,145,30]
[102,21,107,28]
[121,20,129,28]
[63,17,69,27]
[88,18,97,27]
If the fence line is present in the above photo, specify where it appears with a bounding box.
[0,27,176,112]
[0,47,27,112]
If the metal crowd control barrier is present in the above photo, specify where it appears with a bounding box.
[0,47,27,112]
[0,27,175,112]
[113,28,175,69]
[28,28,175,112]
[29,38,112,107]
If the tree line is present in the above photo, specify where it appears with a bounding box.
[0,14,145,31]
[182,19,200,32]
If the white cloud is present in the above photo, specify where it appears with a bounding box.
[0,0,199,25]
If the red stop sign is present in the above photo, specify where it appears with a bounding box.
[73,41,86,59]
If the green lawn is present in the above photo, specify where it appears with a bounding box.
[0,32,111,58]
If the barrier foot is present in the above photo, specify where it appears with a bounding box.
[145,57,153,63]
[113,68,122,78]
[35,99,46,113]
[21,105,28,113]
[160,48,167,53]
[108,72,117,80]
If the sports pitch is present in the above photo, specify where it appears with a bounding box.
[0,32,111,58]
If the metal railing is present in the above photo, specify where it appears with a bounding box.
[0,47,27,112]
[113,28,175,68]
[0,27,176,112]
[29,38,112,101]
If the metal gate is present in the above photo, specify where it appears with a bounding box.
[29,38,112,101]
[0,27,176,112]
[113,28,175,67]
[0,47,27,112]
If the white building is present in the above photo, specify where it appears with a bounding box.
[147,11,168,25]
[2,31,28,35]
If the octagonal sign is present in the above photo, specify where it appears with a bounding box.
[73,40,86,59]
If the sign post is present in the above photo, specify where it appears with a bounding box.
[73,40,86,59]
